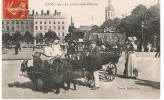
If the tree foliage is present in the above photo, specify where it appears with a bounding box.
[36,33,43,44]
[2,33,12,45]
[24,31,33,44]
[44,30,58,43]
[12,31,23,43]
[117,4,160,48]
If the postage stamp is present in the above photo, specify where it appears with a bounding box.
[3,0,28,19]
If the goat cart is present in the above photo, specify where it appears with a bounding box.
[98,48,122,81]
[66,47,122,87]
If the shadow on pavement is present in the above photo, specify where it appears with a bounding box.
[7,79,91,93]
[116,74,160,89]
[8,81,33,90]
[134,79,160,89]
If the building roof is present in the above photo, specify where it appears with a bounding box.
[79,26,92,31]
[74,25,92,32]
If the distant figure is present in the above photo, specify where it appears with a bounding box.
[147,43,151,52]
[155,40,160,58]
[15,42,20,55]
[3,43,8,54]
[21,58,29,74]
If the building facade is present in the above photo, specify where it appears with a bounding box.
[105,0,115,21]
[2,10,68,40]
[33,10,68,39]
[2,15,34,36]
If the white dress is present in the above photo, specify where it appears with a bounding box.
[52,44,63,57]
[128,51,136,77]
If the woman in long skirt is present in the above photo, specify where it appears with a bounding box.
[128,50,136,77]
[124,43,136,78]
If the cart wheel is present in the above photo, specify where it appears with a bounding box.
[105,63,117,81]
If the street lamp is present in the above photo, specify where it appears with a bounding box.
[141,21,145,51]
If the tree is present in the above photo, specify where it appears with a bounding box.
[2,32,12,45]
[91,25,101,33]
[44,30,58,43]
[68,25,75,34]
[100,17,121,32]
[12,31,23,43]
[24,31,33,44]
[144,4,160,47]
[117,4,160,51]
[35,33,43,44]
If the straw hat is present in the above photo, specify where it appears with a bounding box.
[77,39,84,43]
[54,39,59,44]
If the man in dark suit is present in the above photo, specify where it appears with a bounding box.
[89,42,102,90]
[15,41,20,55]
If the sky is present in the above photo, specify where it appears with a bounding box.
[28,0,158,27]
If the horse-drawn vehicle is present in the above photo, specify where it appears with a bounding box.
[21,43,122,93]
[66,45,122,87]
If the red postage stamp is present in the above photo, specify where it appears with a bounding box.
[3,0,28,19]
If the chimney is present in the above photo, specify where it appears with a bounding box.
[54,10,57,15]
[32,10,35,15]
[47,10,49,15]
[41,10,43,15]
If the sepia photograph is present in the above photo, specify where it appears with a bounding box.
[1,0,160,99]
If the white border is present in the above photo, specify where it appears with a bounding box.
[160,0,164,100]
[0,0,163,100]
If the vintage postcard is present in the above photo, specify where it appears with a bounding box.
[1,0,160,99]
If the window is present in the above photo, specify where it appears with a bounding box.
[40,21,42,24]
[26,26,29,30]
[21,21,24,24]
[35,21,38,24]
[49,21,51,24]
[49,26,51,29]
[62,26,64,30]
[35,26,38,30]
[16,21,19,24]
[26,22,28,24]
[58,32,60,36]
[2,22,4,24]
[62,21,64,24]
[58,21,60,24]
[54,26,56,30]
[31,26,33,29]
[44,26,47,30]
[7,26,9,30]
[58,26,60,30]
[54,21,56,24]
[7,22,9,24]
[12,26,14,30]
[40,26,42,30]
[44,21,46,24]
[62,32,64,36]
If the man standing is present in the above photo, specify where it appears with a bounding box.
[89,42,102,90]
[15,41,20,55]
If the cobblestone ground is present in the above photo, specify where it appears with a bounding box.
[2,48,160,99]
